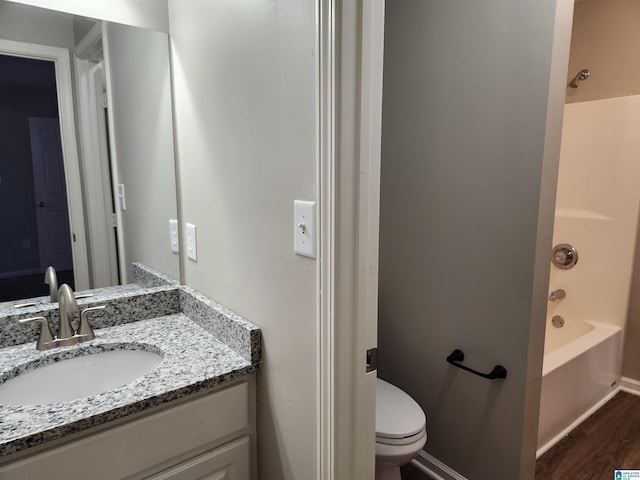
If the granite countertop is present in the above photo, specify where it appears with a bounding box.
[0,265,261,459]
[0,313,258,457]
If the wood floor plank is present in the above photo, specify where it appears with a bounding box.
[536,392,640,479]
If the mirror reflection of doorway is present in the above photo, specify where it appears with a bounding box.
[0,54,74,301]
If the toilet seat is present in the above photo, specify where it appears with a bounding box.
[376,378,426,441]
[376,428,426,446]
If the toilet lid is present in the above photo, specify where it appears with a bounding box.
[376,378,426,439]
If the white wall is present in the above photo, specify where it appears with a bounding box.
[103,22,179,283]
[5,0,169,32]
[0,1,74,48]
[167,1,318,479]
[549,97,640,329]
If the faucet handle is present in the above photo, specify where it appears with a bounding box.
[78,306,105,341]
[548,289,567,301]
[19,316,55,350]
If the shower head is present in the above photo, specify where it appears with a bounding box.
[568,69,590,88]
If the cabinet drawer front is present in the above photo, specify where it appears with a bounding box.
[0,382,248,480]
[148,436,249,480]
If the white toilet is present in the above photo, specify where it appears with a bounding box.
[375,378,427,480]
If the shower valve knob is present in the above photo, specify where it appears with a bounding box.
[554,251,567,263]
[551,244,578,270]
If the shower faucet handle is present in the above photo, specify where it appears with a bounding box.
[548,289,566,302]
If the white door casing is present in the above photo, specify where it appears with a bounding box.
[75,53,120,288]
[324,0,385,478]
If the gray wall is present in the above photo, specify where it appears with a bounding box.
[378,1,569,478]
[565,0,640,104]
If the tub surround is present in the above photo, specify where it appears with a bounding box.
[550,97,640,330]
[0,273,262,460]
[538,95,640,456]
[537,321,621,456]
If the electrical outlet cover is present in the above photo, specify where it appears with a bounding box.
[186,223,197,261]
[169,219,179,254]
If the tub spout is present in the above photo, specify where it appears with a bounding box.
[549,289,566,301]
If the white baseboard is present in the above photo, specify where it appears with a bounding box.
[620,376,640,396]
[411,450,468,480]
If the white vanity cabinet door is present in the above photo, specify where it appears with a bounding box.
[147,436,249,480]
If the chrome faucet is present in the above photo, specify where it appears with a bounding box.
[19,284,105,351]
[44,266,58,302]
[548,289,566,301]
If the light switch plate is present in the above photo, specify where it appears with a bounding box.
[294,200,316,258]
[169,219,179,253]
[186,223,197,261]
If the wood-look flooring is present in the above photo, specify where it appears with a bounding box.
[536,391,640,479]
[400,464,430,479]
[395,392,640,479]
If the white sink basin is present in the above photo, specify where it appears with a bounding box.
[0,349,163,405]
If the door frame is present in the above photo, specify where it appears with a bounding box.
[318,0,385,478]
[74,58,120,288]
[0,38,90,290]
[74,23,120,288]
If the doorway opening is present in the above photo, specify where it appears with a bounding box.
[0,54,74,301]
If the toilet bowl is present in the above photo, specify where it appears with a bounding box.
[375,378,427,480]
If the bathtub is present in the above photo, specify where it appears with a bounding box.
[536,319,622,457]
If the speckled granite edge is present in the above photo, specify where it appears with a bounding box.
[0,287,180,348]
[179,287,261,366]
[0,315,257,457]
[132,263,180,288]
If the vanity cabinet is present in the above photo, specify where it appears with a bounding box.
[0,377,256,480]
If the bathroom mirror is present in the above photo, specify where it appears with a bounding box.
[0,1,180,302]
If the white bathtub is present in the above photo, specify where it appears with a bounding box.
[536,319,621,457]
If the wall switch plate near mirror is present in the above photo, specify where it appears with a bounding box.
[0,1,181,302]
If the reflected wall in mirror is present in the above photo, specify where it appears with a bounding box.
[0,1,180,302]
